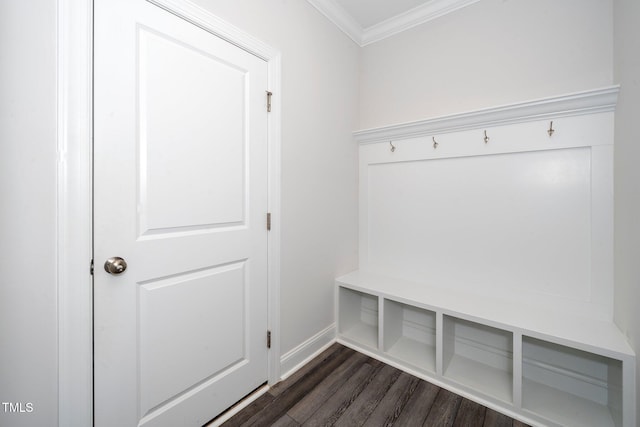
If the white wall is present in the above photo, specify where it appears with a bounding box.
[0,2,59,426]
[189,0,360,356]
[358,0,613,129]
[613,0,640,420]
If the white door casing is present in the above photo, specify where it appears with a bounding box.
[93,0,279,425]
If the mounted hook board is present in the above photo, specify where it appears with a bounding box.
[355,86,618,321]
[339,86,635,427]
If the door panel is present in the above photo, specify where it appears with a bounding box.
[139,27,247,234]
[139,261,247,415]
[94,1,269,425]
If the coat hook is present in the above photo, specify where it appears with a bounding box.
[390,141,396,152]
[432,137,439,149]
[484,130,489,144]
[548,121,555,137]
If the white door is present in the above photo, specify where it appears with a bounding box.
[93,1,270,425]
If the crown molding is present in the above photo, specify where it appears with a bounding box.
[362,0,481,46]
[307,0,481,47]
[354,86,620,144]
[306,0,363,45]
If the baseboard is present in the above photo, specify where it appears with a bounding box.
[279,324,336,381]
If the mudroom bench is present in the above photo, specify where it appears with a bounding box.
[336,270,636,427]
[342,87,636,426]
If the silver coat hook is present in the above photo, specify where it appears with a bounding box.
[548,121,555,137]
[484,130,489,144]
[390,141,396,152]
[432,137,439,149]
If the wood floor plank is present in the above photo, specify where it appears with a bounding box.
[392,380,440,427]
[423,389,462,427]
[287,351,370,423]
[270,344,351,397]
[363,371,421,426]
[221,344,528,427]
[271,414,300,427]
[482,408,513,427]
[332,364,401,427]
[239,345,356,427]
[453,398,487,427]
[219,393,275,427]
[301,361,382,427]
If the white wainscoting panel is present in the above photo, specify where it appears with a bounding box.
[359,106,615,321]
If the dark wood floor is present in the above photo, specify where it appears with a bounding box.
[217,343,530,427]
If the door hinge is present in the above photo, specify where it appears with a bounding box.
[267,212,272,231]
[90,259,94,276]
[266,91,272,113]
[267,330,272,349]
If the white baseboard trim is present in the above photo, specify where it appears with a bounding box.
[279,324,337,381]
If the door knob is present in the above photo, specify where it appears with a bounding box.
[104,257,127,275]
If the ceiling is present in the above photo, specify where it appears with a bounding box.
[307,0,481,46]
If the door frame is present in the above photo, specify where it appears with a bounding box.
[57,1,282,425]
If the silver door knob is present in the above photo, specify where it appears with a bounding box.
[104,257,127,275]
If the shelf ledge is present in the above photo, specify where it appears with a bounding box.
[353,86,620,144]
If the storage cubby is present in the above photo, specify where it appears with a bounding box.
[338,287,378,349]
[336,271,635,427]
[522,337,623,427]
[383,299,436,373]
[443,315,513,403]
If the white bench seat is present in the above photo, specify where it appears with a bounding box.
[336,270,636,427]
